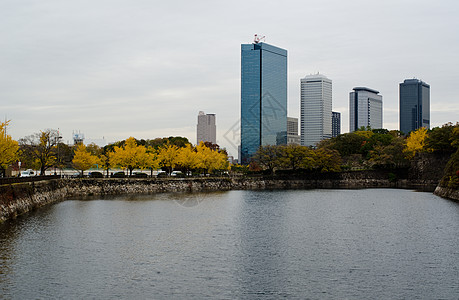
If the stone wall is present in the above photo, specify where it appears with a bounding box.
[434,186,459,202]
[0,172,448,222]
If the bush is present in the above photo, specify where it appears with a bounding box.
[112,171,125,178]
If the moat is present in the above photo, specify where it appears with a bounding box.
[1,189,458,299]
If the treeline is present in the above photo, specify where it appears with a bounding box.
[0,122,228,177]
[248,123,459,188]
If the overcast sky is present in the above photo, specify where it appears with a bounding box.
[1,0,458,157]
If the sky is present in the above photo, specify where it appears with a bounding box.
[1,0,459,157]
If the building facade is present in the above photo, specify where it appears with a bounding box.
[197,111,216,144]
[300,74,332,147]
[332,111,341,137]
[240,42,287,164]
[399,79,430,134]
[349,87,383,132]
[287,117,300,145]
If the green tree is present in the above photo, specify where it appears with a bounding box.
[253,145,282,174]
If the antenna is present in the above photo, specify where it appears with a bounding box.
[253,34,266,44]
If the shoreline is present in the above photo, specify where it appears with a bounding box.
[1,175,457,223]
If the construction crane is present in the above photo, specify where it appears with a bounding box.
[253,34,265,44]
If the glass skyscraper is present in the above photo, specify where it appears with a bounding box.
[240,42,287,164]
[399,79,430,134]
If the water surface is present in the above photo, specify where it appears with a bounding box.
[1,189,458,299]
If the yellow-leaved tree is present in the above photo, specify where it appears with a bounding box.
[404,127,428,159]
[157,143,179,174]
[0,120,19,173]
[177,144,198,174]
[195,142,229,175]
[110,137,151,176]
[72,143,101,176]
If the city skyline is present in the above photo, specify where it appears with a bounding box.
[1,1,459,157]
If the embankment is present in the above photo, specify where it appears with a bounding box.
[0,170,445,223]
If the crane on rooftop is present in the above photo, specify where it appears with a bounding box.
[253,34,265,44]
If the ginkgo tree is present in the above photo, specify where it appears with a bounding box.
[0,120,19,175]
[72,143,101,176]
[404,127,428,159]
[110,137,154,176]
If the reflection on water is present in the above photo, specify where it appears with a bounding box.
[1,189,458,299]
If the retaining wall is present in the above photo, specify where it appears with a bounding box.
[0,173,446,223]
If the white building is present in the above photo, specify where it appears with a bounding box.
[197,111,216,144]
[287,117,300,145]
[300,74,332,147]
[349,87,383,132]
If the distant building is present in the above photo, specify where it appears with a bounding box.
[399,79,430,134]
[300,74,332,147]
[287,117,300,145]
[349,87,383,132]
[332,111,341,137]
[240,41,287,164]
[197,111,216,144]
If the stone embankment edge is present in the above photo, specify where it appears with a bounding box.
[433,186,459,202]
[0,177,452,223]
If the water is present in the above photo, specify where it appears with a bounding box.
[1,189,458,299]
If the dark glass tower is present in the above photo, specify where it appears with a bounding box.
[240,42,287,164]
[399,79,430,134]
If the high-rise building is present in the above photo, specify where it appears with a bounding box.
[300,74,332,147]
[399,79,430,134]
[240,41,287,164]
[349,87,383,132]
[287,117,300,145]
[197,111,216,144]
[332,111,341,137]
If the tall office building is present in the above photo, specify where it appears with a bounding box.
[399,79,430,134]
[349,87,383,132]
[300,74,332,147]
[287,117,300,145]
[240,41,287,164]
[332,111,341,137]
[197,111,216,144]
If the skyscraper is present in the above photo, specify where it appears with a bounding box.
[349,87,383,132]
[332,111,341,137]
[197,111,216,144]
[240,41,287,164]
[300,74,332,147]
[399,79,430,134]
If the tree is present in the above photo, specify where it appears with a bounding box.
[0,120,19,175]
[72,144,100,176]
[312,148,342,172]
[426,122,459,153]
[370,138,408,168]
[110,137,150,175]
[177,144,198,174]
[157,143,179,174]
[253,145,281,174]
[404,127,428,159]
[19,129,60,175]
[279,144,311,170]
